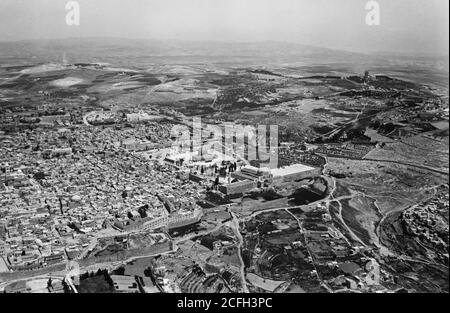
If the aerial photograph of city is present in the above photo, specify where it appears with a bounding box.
[0,0,448,305]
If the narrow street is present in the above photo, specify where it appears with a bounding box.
[229,212,249,293]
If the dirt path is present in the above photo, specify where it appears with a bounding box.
[229,212,249,293]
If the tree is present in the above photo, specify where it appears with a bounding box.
[33,172,46,180]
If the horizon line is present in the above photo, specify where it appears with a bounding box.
[0,36,448,58]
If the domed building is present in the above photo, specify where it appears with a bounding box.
[69,195,83,209]
[71,195,82,202]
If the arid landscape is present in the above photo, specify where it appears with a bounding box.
[0,38,448,294]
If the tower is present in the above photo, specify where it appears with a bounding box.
[363,70,373,83]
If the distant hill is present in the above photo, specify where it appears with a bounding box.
[0,38,364,67]
[0,38,447,88]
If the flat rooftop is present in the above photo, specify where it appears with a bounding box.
[270,164,316,177]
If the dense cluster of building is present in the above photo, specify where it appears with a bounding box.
[0,110,207,273]
[402,190,449,263]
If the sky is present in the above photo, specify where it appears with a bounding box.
[0,0,448,55]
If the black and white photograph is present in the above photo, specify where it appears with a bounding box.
[0,0,448,306]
